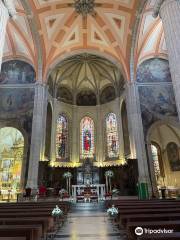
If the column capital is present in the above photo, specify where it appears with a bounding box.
[153,0,179,18]
[2,0,16,19]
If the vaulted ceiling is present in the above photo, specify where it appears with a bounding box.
[2,0,168,82]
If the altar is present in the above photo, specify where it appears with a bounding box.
[72,184,105,202]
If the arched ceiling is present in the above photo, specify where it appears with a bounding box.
[3,0,140,81]
[2,0,168,82]
[4,1,36,65]
[135,0,168,69]
[49,53,124,100]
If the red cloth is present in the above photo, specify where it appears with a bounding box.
[39,185,46,196]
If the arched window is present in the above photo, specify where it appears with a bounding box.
[56,114,68,160]
[80,117,95,159]
[106,113,119,158]
[151,144,161,180]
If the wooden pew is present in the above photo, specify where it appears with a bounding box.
[127,220,180,240]
[119,212,180,228]
[138,232,180,239]
[0,224,42,240]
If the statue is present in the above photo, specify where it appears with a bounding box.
[2,0,17,19]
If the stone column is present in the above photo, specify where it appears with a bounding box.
[96,105,104,164]
[126,82,152,197]
[26,84,48,191]
[0,0,16,70]
[153,0,180,120]
[71,105,79,163]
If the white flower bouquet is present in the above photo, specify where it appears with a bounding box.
[107,205,118,217]
[52,205,63,217]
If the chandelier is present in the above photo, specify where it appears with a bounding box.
[73,0,96,17]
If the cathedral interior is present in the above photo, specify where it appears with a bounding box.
[1,1,180,239]
[0,0,180,203]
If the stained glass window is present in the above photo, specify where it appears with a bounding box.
[106,113,119,158]
[80,117,95,159]
[151,144,161,179]
[56,114,68,160]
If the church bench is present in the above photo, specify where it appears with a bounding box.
[117,207,180,215]
[126,220,180,240]
[0,224,42,240]
[137,232,180,239]
[119,212,180,228]
[0,238,26,240]
[0,217,54,238]
[115,204,180,210]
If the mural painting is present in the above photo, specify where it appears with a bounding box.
[137,58,178,136]
[0,60,36,84]
[137,58,172,83]
[167,142,180,171]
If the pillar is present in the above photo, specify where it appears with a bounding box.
[72,105,79,163]
[96,105,104,164]
[0,0,16,70]
[153,0,180,120]
[26,83,48,191]
[126,82,152,198]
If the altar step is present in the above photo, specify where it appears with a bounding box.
[72,202,105,213]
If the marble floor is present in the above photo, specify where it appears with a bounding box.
[55,203,127,240]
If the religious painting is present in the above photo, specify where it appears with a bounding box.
[167,142,180,171]
[56,114,68,160]
[137,58,178,136]
[77,90,97,106]
[137,58,172,83]
[106,113,119,159]
[100,86,116,104]
[0,127,24,195]
[0,60,36,84]
[80,117,95,159]
[57,87,73,104]
[0,88,35,120]
[139,85,177,135]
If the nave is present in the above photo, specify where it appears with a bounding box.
[55,202,126,240]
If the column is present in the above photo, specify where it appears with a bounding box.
[26,84,48,191]
[0,0,16,70]
[126,82,152,197]
[153,0,180,120]
[71,105,79,163]
[96,105,104,164]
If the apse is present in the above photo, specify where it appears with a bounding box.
[48,53,124,106]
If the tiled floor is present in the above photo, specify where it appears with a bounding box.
[55,203,127,240]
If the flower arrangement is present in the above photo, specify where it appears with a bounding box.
[63,172,72,179]
[59,189,67,194]
[52,205,63,217]
[105,170,114,193]
[105,170,114,177]
[107,205,118,217]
